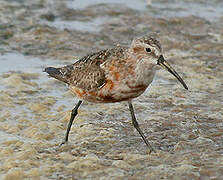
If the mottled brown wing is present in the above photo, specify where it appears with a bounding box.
[63,63,105,91]
[58,47,127,91]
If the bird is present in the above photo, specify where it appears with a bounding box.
[44,35,188,153]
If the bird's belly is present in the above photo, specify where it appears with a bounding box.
[70,78,148,103]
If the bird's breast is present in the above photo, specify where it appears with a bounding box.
[69,60,156,103]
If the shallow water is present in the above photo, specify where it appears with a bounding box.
[68,0,147,11]
[0,0,223,179]
[151,0,223,21]
[69,0,223,21]
[0,53,50,74]
[43,16,108,32]
[44,0,223,38]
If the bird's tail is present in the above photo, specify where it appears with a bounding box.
[44,67,68,83]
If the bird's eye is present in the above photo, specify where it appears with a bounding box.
[145,48,151,53]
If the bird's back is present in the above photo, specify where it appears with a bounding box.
[44,47,128,91]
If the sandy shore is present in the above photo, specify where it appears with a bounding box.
[0,0,223,179]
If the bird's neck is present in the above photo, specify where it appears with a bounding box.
[127,51,156,87]
[136,59,156,86]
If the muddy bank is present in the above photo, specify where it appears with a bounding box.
[0,0,223,179]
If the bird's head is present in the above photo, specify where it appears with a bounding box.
[131,35,188,90]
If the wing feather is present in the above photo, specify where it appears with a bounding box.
[55,47,127,91]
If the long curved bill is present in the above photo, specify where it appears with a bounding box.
[157,55,188,90]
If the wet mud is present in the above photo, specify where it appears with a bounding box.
[0,0,223,179]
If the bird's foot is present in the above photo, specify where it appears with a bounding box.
[148,146,156,154]
[59,140,68,147]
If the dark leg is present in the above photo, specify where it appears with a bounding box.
[60,100,82,146]
[128,100,155,153]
